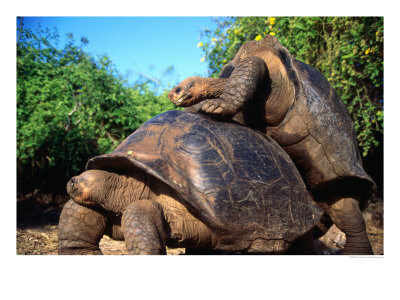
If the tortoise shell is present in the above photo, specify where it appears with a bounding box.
[86,110,323,244]
[269,54,376,202]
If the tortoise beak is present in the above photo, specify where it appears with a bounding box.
[175,94,190,106]
[66,176,85,198]
[168,86,190,106]
[66,177,76,196]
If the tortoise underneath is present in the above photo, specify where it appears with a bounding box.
[58,111,323,255]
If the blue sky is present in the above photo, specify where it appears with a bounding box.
[21,17,219,89]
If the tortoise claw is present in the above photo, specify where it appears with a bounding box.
[201,99,232,117]
[205,105,216,113]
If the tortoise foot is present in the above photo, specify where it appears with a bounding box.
[122,200,168,255]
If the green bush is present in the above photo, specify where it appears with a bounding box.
[199,17,383,157]
[17,25,176,192]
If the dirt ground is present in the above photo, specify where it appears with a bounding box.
[16,192,383,255]
[16,225,185,255]
[16,221,383,255]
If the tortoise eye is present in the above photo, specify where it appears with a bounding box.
[175,87,181,94]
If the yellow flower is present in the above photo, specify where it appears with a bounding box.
[197,42,203,48]
[234,29,239,34]
[223,59,227,63]
[211,37,217,42]
[365,47,371,55]
[270,32,275,36]
[200,57,205,62]
[270,17,276,25]
[255,34,262,41]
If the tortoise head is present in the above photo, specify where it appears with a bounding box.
[168,76,226,107]
[67,169,111,207]
[67,168,155,214]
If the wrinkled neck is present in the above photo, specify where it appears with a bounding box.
[195,77,227,100]
[99,171,155,215]
[265,73,295,126]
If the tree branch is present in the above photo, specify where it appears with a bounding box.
[65,102,81,132]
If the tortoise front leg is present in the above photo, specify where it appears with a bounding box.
[200,56,268,118]
[324,197,373,255]
[58,199,107,255]
[122,200,169,255]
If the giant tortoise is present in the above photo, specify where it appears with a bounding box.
[168,36,376,254]
[58,110,323,255]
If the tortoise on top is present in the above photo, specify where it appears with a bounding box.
[58,110,322,255]
[169,36,376,255]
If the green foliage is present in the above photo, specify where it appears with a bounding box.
[199,17,383,157]
[17,25,176,191]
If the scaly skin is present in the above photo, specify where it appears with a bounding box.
[122,200,168,255]
[321,197,373,255]
[58,169,213,255]
[169,57,268,118]
[58,199,106,255]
